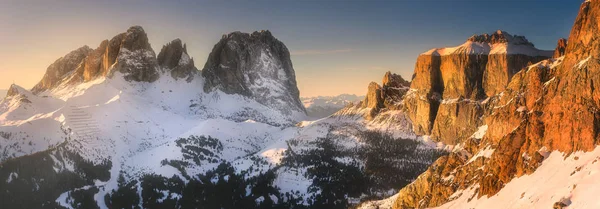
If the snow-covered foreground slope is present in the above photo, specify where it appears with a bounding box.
[435,147,600,209]
[0,68,446,209]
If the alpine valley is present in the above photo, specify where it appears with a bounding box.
[1,1,600,209]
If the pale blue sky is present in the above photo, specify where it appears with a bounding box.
[0,0,582,97]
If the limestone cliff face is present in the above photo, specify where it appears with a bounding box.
[483,54,548,96]
[406,30,552,144]
[546,0,600,152]
[440,54,488,99]
[394,56,562,209]
[430,99,485,145]
[404,55,442,135]
[202,30,305,115]
[393,1,600,208]
[32,26,161,93]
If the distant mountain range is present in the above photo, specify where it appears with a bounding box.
[301,94,364,118]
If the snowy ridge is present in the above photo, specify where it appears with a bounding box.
[422,41,553,56]
[422,31,553,56]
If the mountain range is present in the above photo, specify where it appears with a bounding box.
[1,1,599,209]
[301,94,364,119]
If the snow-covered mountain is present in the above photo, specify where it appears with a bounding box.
[301,94,364,119]
[0,89,7,98]
[0,26,444,209]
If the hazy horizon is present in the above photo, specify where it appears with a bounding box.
[0,0,581,97]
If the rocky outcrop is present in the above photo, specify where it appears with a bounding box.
[6,84,32,103]
[357,72,411,120]
[362,82,383,109]
[202,30,305,115]
[362,82,384,119]
[393,1,600,208]
[6,85,22,98]
[382,72,411,109]
[405,30,552,144]
[157,39,198,81]
[553,38,568,58]
[32,26,161,93]
[31,46,92,93]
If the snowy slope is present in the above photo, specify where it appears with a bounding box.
[434,147,600,209]
[0,67,307,206]
[0,63,435,208]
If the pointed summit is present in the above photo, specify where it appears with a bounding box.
[202,30,305,115]
[157,38,198,81]
[6,84,26,97]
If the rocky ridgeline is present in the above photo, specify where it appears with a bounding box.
[202,30,306,115]
[31,26,160,94]
[24,27,304,117]
[30,26,199,94]
[392,1,600,208]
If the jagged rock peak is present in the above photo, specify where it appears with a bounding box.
[467,30,534,46]
[81,25,158,83]
[31,46,92,93]
[553,38,568,58]
[157,38,197,81]
[121,26,153,51]
[6,84,24,97]
[109,25,159,82]
[560,0,600,71]
[5,84,33,103]
[382,71,410,88]
[360,72,411,120]
[202,30,305,116]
